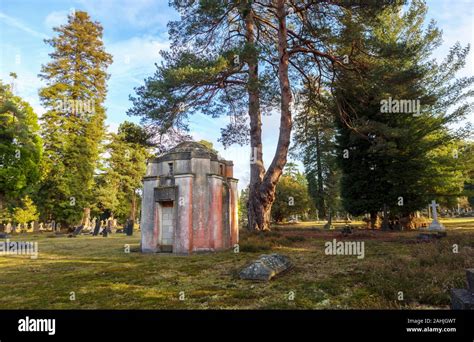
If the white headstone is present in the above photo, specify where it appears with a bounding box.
[428,200,445,231]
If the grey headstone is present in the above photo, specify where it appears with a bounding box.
[73,225,84,236]
[467,269,474,293]
[125,219,133,236]
[450,289,474,310]
[417,232,447,241]
[93,220,101,236]
[239,253,293,281]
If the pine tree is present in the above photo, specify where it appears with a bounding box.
[293,85,341,220]
[93,122,150,225]
[128,0,388,231]
[13,196,39,226]
[333,1,473,228]
[38,11,112,226]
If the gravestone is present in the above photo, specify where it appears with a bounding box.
[93,219,101,236]
[417,231,447,241]
[104,220,112,235]
[73,225,84,236]
[341,224,353,236]
[239,253,293,281]
[106,218,112,231]
[450,269,474,310]
[428,200,445,231]
[125,219,133,236]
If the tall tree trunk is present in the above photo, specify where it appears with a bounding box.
[381,203,389,230]
[370,211,378,230]
[315,124,326,219]
[130,191,137,222]
[246,0,292,231]
[0,192,5,232]
[245,2,267,231]
[0,192,4,215]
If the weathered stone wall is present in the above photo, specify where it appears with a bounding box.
[229,178,239,247]
[191,158,211,251]
[222,182,231,249]
[141,175,160,253]
[141,142,238,254]
[174,174,194,254]
[208,175,224,250]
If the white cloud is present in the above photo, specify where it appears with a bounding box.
[44,10,69,29]
[0,12,49,39]
[106,35,169,82]
[103,35,169,126]
[427,0,474,75]
[0,67,46,116]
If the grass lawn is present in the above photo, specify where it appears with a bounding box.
[0,218,473,309]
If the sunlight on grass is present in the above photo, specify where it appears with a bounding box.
[0,219,472,309]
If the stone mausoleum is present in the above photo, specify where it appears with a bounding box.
[140,141,239,254]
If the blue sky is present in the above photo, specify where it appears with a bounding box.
[0,0,473,186]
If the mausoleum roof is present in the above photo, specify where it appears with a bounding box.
[155,141,232,164]
[169,141,216,155]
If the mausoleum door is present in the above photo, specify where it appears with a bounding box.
[160,201,174,249]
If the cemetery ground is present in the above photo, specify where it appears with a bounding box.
[0,218,473,310]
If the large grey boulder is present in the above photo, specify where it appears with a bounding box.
[239,253,293,281]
